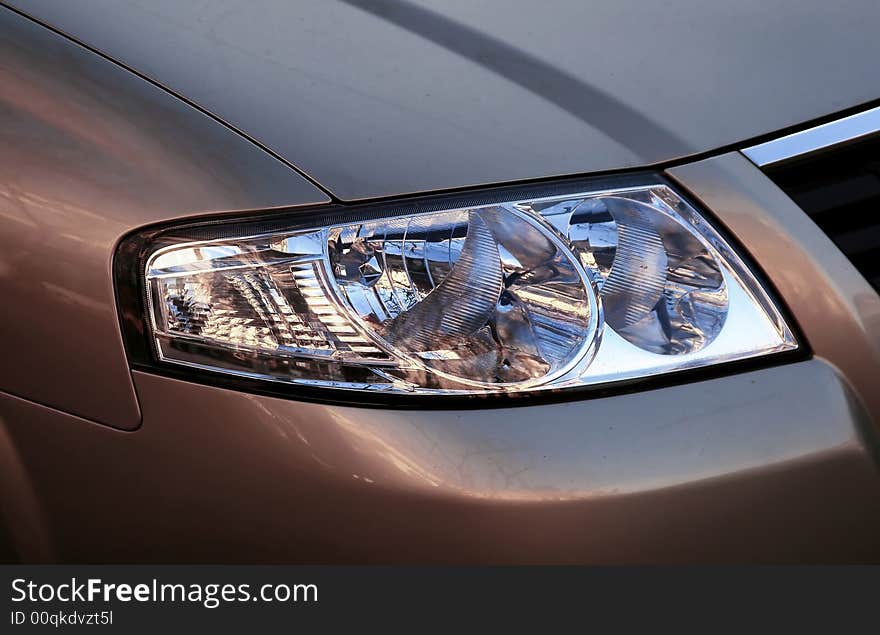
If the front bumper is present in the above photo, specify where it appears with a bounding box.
[2,356,878,563]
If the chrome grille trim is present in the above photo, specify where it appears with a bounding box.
[742,105,880,168]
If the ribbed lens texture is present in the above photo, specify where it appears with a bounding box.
[533,193,728,354]
[329,207,595,387]
[145,184,795,394]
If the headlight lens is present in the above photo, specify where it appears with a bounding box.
[139,181,796,395]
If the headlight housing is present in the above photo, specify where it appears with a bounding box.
[118,177,797,400]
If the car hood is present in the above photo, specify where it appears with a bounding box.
[10,0,880,201]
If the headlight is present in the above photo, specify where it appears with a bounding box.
[122,178,797,398]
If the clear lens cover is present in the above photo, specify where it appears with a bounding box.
[143,183,797,395]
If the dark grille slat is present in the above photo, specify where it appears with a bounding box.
[764,135,880,294]
[806,196,880,236]
[849,248,880,277]
[789,173,880,215]
[834,223,880,256]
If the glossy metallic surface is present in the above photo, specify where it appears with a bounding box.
[8,0,880,200]
[0,10,329,429]
[2,359,879,563]
[1,3,880,563]
[742,105,880,167]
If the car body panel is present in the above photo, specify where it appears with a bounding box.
[2,359,879,563]
[0,10,329,429]
[7,0,880,200]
